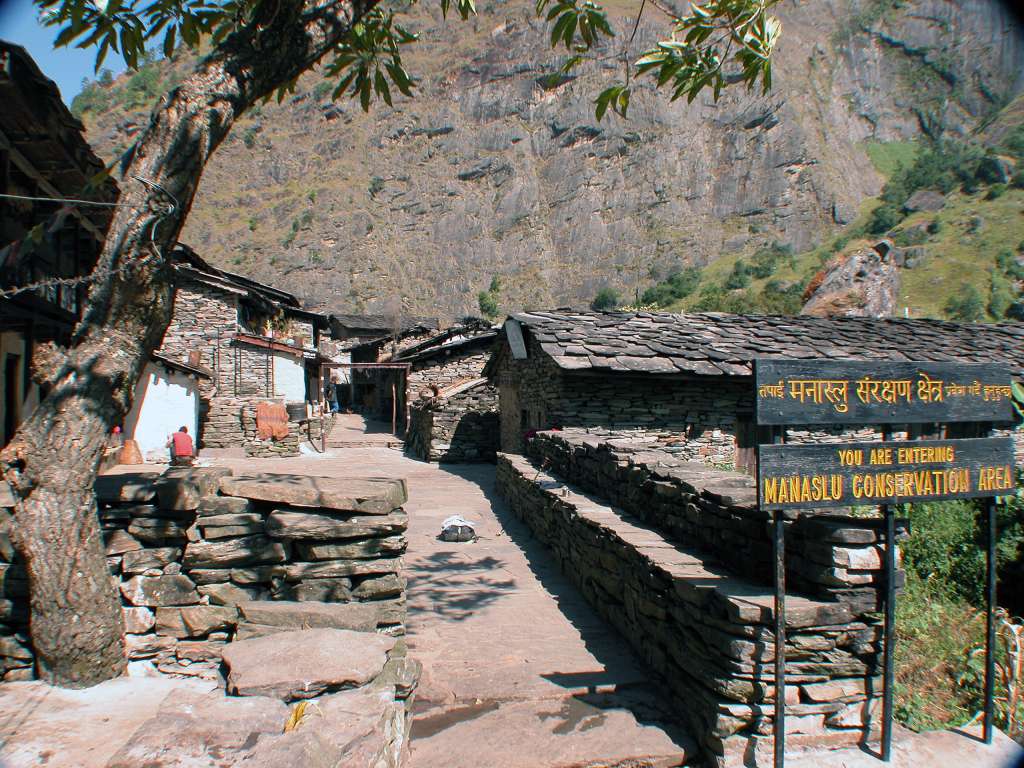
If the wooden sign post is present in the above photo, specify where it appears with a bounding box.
[754,359,1016,768]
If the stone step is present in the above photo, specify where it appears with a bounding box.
[236,599,405,635]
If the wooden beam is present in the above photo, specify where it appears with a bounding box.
[0,125,108,242]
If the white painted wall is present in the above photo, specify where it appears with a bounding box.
[273,352,306,402]
[125,363,200,461]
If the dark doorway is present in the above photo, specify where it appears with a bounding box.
[4,355,20,446]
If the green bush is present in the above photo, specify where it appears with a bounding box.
[477,290,499,319]
[748,241,794,279]
[591,287,621,311]
[641,267,701,307]
[724,260,751,290]
[867,204,903,235]
[758,280,804,314]
[893,226,929,247]
[313,80,334,101]
[989,271,1015,319]
[945,284,984,322]
[1002,125,1024,160]
[895,480,1024,736]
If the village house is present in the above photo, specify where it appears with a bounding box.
[0,41,119,448]
[342,315,439,425]
[402,324,499,462]
[487,310,1024,466]
[123,245,332,460]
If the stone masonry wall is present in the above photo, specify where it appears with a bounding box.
[407,383,499,463]
[528,430,898,612]
[497,451,886,767]
[0,468,408,681]
[157,279,238,392]
[407,348,490,399]
[203,396,300,457]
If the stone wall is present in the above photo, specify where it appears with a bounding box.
[0,507,30,680]
[527,430,898,611]
[203,396,300,457]
[406,348,490,399]
[407,383,499,463]
[157,279,238,392]
[497,450,886,767]
[0,467,409,681]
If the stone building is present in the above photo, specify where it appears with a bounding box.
[127,246,331,459]
[0,41,119,448]
[402,329,499,462]
[339,316,438,420]
[487,310,1024,464]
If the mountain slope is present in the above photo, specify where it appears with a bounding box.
[76,0,1024,318]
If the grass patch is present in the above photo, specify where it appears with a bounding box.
[863,140,919,179]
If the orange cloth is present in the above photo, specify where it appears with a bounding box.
[171,431,194,458]
[255,402,289,440]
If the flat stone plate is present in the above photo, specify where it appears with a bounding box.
[218,473,407,514]
[94,472,161,504]
[221,627,395,701]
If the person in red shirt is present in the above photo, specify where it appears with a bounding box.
[168,426,195,466]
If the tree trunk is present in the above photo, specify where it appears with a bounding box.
[1,0,378,687]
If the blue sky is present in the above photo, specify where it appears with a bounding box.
[0,0,126,106]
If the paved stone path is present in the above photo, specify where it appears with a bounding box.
[0,427,1020,767]
[216,442,696,767]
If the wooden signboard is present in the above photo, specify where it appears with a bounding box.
[755,360,1014,425]
[758,436,1015,510]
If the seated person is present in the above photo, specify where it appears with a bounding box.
[168,426,195,466]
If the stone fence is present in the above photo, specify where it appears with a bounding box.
[0,467,407,680]
[527,430,899,612]
[407,382,499,463]
[202,397,301,458]
[499,431,897,766]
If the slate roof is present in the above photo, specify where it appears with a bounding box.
[508,311,1024,378]
[398,331,497,364]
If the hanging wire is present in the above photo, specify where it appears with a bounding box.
[0,192,129,207]
[0,176,178,300]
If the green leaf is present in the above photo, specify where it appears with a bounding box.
[162,24,175,57]
[359,76,371,111]
[374,68,392,106]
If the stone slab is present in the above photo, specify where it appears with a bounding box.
[219,473,407,514]
[155,467,234,511]
[122,547,181,575]
[120,574,199,607]
[154,605,239,638]
[105,685,287,766]
[182,535,287,569]
[266,510,407,540]
[295,535,406,561]
[221,627,395,700]
[237,600,391,631]
[94,473,159,504]
[283,557,402,580]
[197,495,254,516]
[228,685,408,768]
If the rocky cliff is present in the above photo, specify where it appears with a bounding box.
[78,0,1024,318]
